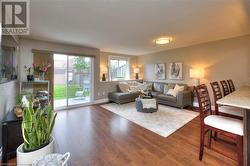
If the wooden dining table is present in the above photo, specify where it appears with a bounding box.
[217,85,250,166]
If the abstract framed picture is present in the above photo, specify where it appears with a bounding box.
[155,63,165,79]
[169,62,183,80]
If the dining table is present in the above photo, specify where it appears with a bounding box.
[217,85,250,166]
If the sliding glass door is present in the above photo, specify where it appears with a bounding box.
[54,54,93,109]
[67,56,92,106]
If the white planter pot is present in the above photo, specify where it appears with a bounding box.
[16,137,54,166]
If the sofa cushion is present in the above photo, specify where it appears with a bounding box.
[151,91,162,97]
[153,82,164,92]
[156,94,177,103]
[109,92,140,100]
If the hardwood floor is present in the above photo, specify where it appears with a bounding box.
[7,105,237,166]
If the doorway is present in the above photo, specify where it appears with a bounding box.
[53,54,93,109]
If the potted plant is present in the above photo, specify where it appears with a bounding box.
[33,63,51,80]
[24,65,34,81]
[16,97,57,165]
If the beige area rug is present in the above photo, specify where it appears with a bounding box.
[101,102,199,137]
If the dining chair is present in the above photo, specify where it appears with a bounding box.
[220,80,231,96]
[210,81,243,119]
[227,79,236,93]
[194,84,243,166]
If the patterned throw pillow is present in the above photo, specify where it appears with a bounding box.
[143,83,153,91]
[163,84,175,94]
[118,82,130,92]
[153,83,163,92]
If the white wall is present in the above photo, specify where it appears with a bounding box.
[139,35,250,105]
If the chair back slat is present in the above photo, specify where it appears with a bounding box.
[194,84,212,119]
[227,79,235,92]
[210,81,223,114]
[220,80,230,96]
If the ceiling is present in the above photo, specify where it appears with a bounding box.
[26,0,250,55]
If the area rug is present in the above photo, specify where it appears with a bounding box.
[101,102,199,137]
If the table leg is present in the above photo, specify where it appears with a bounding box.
[244,110,250,166]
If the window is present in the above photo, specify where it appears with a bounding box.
[109,56,130,81]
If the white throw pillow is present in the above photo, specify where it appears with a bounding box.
[167,89,178,97]
[167,84,185,97]
[174,84,185,92]
[163,84,175,94]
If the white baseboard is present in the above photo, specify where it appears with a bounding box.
[93,98,109,104]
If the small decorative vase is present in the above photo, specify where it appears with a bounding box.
[27,75,34,81]
[38,72,44,80]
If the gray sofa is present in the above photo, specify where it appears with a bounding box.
[108,85,140,104]
[108,81,192,108]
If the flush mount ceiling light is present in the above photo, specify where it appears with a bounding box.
[154,37,173,45]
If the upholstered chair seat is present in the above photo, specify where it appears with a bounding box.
[204,115,243,136]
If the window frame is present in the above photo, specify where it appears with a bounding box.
[108,55,130,81]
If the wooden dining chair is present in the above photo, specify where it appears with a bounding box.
[194,84,243,166]
[220,80,231,96]
[210,81,243,119]
[227,79,236,93]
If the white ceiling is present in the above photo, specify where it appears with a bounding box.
[27,0,250,55]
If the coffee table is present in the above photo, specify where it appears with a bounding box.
[135,97,158,113]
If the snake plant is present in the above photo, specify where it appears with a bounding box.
[21,97,57,152]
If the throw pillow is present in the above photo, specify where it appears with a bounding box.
[163,84,175,94]
[118,82,130,92]
[129,85,141,93]
[153,83,163,92]
[166,89,178,97]
[174,84,185,92]
[128,81,139,86]
[143,83,153,91]
[138,83,145,91]
[167,84,185,97]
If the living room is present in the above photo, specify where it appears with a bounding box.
[1,0,250,166]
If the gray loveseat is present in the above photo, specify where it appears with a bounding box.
[149,82,192,109]
[108,81,192,109]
